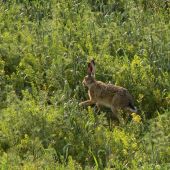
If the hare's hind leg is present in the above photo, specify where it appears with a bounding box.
[110,105,119,119]
[96,102,104,115]
[79,100,96,107]
[111,105,124,125]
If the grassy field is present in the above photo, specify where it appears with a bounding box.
[0,0,170,169]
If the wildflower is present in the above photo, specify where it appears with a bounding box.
[132,142,137,149]
[132,113,142,123]
[19,62,23,67]
[25,134,29,139]
[1,60,5,65]
[131,113,136,117]
[123,149,128,154]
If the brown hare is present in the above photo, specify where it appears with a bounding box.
[79,59,137,122]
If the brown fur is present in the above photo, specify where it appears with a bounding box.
[79,60,137,120]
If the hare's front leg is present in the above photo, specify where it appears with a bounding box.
[79,100,96,107]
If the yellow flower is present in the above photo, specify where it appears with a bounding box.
[19,62,23,67]
[131,113,142,123]
[1,60,5,65]
[25,134,29,139]
[131,113,136,117]
[133,115,142,123]
[123,149,128,154]
[132,142,137,149]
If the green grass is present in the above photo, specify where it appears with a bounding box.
[0,0,170,169]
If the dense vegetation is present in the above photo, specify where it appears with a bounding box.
[0,0,170,169]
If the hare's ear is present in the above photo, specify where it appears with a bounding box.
[91,59,95,77]
[87,63,92,76]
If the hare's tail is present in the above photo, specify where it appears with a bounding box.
[126,103,137,113]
